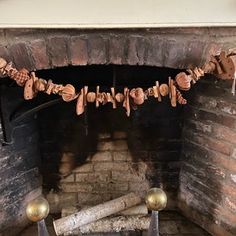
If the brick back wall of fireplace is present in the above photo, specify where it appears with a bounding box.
[179,78,236,236]
[39,101,183,212]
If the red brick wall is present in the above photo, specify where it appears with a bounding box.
[1,27,236,235]
[0,28,236,71]
[178,77,236,236]
[38,94,183,213]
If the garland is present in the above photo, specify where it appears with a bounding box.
[0,50,235,117]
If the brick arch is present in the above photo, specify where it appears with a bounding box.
[0,28,235,72]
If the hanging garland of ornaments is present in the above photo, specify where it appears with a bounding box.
[0,50,235,117]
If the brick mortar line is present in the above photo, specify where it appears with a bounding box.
[187,103,236,118]
[182,139,234,167]
[185,118,236,143]
[179,181,236,222]
[183,129,234,153]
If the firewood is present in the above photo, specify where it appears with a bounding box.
[79,215,149,234]
[53,192,142,236]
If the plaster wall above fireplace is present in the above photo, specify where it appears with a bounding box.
[0,0,236,28]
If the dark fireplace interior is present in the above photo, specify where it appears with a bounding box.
[0,28,236,236]
[37,65,184,198]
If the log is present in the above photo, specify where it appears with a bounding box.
[53,192,142,235]
[65,215,150,235]
[61,204,148,218]
[119,204,148,216]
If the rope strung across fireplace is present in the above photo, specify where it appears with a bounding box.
[0,50,235,117]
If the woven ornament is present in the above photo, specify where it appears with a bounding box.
[13,68,30,86]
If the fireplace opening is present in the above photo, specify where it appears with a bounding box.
[1,28,236,236]
[0,63,226,236]
[35,65,185,204]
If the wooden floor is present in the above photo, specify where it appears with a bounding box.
[20,211,210,236]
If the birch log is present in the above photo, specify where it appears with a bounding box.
[53,192,142,235]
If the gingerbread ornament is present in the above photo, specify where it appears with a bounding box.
[24,73,36,100]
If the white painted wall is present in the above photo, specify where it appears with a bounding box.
[0,0,236,28]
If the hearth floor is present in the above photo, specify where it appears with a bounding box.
[20,211,210,236]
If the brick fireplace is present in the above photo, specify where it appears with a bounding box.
[0,28,236,236]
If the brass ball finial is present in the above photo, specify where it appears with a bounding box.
[145,188,167,211]
[26,197,49,222]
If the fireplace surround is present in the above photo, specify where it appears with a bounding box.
[0,28,236,236]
